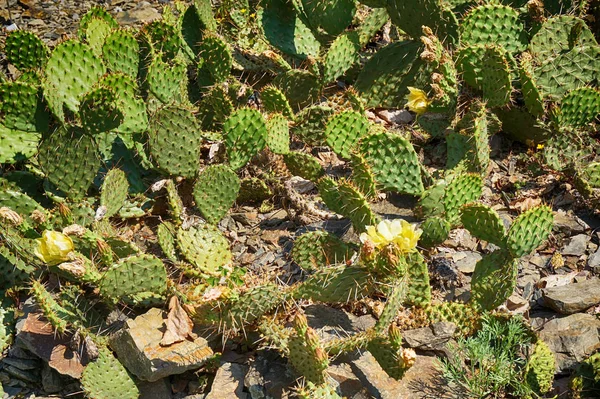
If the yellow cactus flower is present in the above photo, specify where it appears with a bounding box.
[360,219,422,252]
[34,230,74,265]
[536,143,544,150]
[405,87,431,115]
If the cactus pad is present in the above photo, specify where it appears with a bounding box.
[292,105,333,146]
[5,31,48,71]
[273,69,321,110]
[147,57,187,103]
[386,0,458,44]
[460,4,527,53]
[0,82,49,133]
[99,254,167,301]
[284,152,325,182]
[148,106,202,177]
[100,168,129,218]
[177,224,232,275]
[43,40,106,117]
[471,250,517,311]
[460,204,506,246]
[81,348,139,399]
[223,108,267,170]
[506,205,553,258]
[292,230,355,271]
[79,86,124,135]
[222,284,285,328]
[102,29,140,77]
[197,34,232,87]
[323,32,360,83]
[99,73,148,135]
[193,164,240,224]
[38,126,101,199]
[266,113,291,154]
[419,216,451,248]
[359,131,424,195]
[325,110,370,160]
[293,264,373,303]
[556,87,600,127]
[443,173,483,224]
[261,86,294,119]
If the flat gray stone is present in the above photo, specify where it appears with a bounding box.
[403,322,456,351]
[206,362,248,399]
[110,308,213,382]
[451,252,482,274]
[588,248,600,269]
[553,210,589,234]
[562,234,590,257]
[542,278,600,314]
[138,378,173,399]
[351,353,452,399]
[539,313,600,372]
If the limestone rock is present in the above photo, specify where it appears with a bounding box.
[206,362,248,399]
[110,308,213,382]
[542,278,600,314]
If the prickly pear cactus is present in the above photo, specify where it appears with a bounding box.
[505,205,553,258]
[460,204,506,247]
[100,168,129,219]
[4,30,49,71]
[193,164,240,224]
[266,113,291,155]
[325,110,370,160]
[176,224,232,275]
[102,29,140,77]
[223,108,268,170]
[99,254,168,302]
[81,347,139,399]
[284,152,325,182]
[291,230,355,271]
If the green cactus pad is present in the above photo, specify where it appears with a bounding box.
[471,250,517,311]
[147,57,187,103]
[260,0,320,59]
[4,30,49,71]
[102,29,140,77]
[460,4,527,53]
[350,153,377,199]
[0,127,40,164]
[84,17,113,57]
[297,382,342,399]
[81,348,139,399]
[177,224,232,275]
[293,264,373,302]
[38,126,101,200]
[223,108,268,170]
[355,40,423,109]
[0,82,49,133]
[556,87,600,127]
[42,40,106,117]
[193,164,241,224]
[292,230,355,272]
[582,162,600,188]
[443,173,483,225]
[357,7,389,47]
[266,113,291,155]
[142,20,182,61]
[292,105,333,146]
[237,177,272,203]
[406,251,431,306]
[30,280,73,334]
[100,168,129,218]
[223,284,285,328]
[529,15,597,61]
[261,86,294,119]
[99,254,167,301]
[320,179,378,233]
[375,277,408,333]
[289,327,328,384]
[325,110,370,160]
[197,84,234,131]
[323,32,360,83]
[506,205,553,258]
[99,73,148,135]
[302,0,356,36]
[386,0,458,44]
[533,44,600,100]
[157,221,178,261]
[419,216,451,248]
[148,106,202,177]
[0,188,44,223]
[367,336,412,380]
[460,204,506,246]
[359,131,424,195]
[273,69,321,110]
[283,152,325,181]
[78,6,118,41]
[518,54,545,117]
[525,340,555,396]
[79,86,124,135]
[197,34,232,87]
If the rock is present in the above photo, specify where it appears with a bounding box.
[553,210,589,234]
[138,378,173,399]
[561,234,590,257]
[327,363,363,398]
[350,353,446,399]
[402,322,456,351]
[244,351,295,399]
[588,248,600,270]
[116,4,161,25]
[506,294,529,314]
[304,304,376,343]
[110,308,213,382]
[451,251,482,274]
[542,278,600,314]
[539,313,600,372]
[41,363,62,394]
[206,362,249,399]
[15,313,89,378]
[377,109,413,124]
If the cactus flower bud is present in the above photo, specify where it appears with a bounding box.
[34,230,74,265]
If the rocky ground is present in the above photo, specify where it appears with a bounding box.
[3,1,600,398]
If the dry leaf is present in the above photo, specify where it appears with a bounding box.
[511,197,542,212]
[160,296,197,347]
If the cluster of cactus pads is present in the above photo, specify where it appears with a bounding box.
[2,0,600,396]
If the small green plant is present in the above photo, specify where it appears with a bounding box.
[439,314,554,398]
